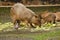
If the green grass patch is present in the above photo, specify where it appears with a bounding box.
[0,29,60,40]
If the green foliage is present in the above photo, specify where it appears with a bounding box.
[0,7,10,14]
[28,6,60,13]
[42,22,56,28]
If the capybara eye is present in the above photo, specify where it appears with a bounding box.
[35,15,38,18]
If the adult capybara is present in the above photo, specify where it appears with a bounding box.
[10,3,41,29]
[38,11,56,24]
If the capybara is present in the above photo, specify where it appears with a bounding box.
[43,14,56,24]
[38,11,56,24]
[10,3,41,29]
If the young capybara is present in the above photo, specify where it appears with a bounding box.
[38,11,56,24]
[10,3,41,29]
[43,14,56,24]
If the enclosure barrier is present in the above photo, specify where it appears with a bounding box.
[0,5,60,7]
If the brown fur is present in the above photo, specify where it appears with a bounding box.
[38,12,56,24]
[43,14,56,24]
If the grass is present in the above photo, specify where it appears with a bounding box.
[33,30,60,40]
[0,28,60,40]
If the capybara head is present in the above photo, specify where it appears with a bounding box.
[31,15,41,26]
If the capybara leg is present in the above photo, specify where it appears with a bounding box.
[14,20,20,30]
[39,24,41,27]
[30,23,36,28]
[53,18,56,24]
[39,19,41,27]
[14,21,19,30]
[53,21,56,24]
[16,20,20,27]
